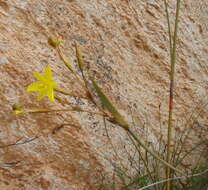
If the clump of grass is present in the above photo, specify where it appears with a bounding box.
[165,0,181,189]
[107,105,208,190]
[12,0,208,189]
[14,37,183,172]
[101,0,208,189]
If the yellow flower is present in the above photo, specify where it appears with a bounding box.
[27,65,57,101]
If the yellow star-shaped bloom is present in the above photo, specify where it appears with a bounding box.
[27,65,57,101]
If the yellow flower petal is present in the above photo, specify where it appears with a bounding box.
[27,81,43,92]
[37,88,48,101]
[26,65,57,102]
[44,65,52,79]
[33,72,45,81]
[47,88,55,101]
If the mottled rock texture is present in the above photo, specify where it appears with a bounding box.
[0,0,208,189]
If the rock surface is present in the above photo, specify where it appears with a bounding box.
[0,0,207,189]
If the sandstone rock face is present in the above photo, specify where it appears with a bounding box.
[0,0,207,189]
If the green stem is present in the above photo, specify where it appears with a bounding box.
[57,47,86,89]
[163,0,173,54]
[124,127,184,175]
[20,107,105,116]
[166,0,181,189]
[54,86,88,99]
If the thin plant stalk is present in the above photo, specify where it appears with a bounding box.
[18,107,105,116]
[57,47,87,89]
[138,168,208,190]
[102,116,127,171]
[173,101,208,166]
[126,127,184,174]
[55,86,88,99]
[166,0,181,189]
[91,79,184,174]
[127,132,155,183]
[163,0,173,53]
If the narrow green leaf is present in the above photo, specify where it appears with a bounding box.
[91,79,184,175]
[75,43,84,72]
[91,79,129,130]
[59,51,74,72]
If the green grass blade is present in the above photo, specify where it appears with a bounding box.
[75,43,84,72]
[91,79,184,175]
[58,50,74,72]
[91,79,129,130]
